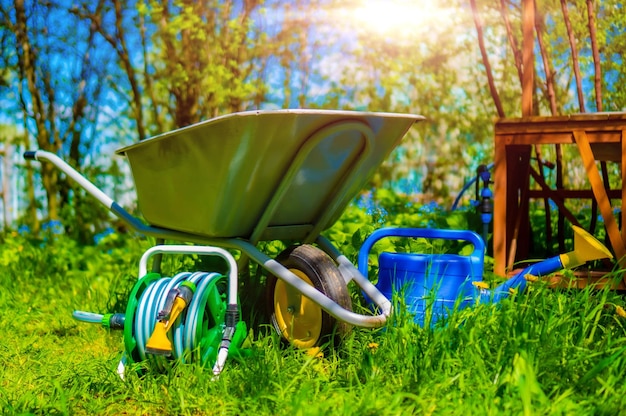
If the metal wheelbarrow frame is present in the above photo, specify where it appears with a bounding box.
[25,109,425,350]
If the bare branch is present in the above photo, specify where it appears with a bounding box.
[559,0,585,112]
[586,0,602,111]
[470,0,505,118]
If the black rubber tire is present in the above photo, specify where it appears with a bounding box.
[266,244,352,348]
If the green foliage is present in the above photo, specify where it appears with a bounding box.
[327,0,497,202]
[7,0,625,231]
[138,0,268,129]
[324,189,482,270]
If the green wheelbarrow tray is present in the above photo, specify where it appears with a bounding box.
[24,110,425,329]
[117,109,423,241]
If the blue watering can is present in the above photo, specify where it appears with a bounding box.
[358,226,613,325]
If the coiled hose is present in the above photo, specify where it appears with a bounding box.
[74,245,247,378]
[134,271,227,366]
[75,270,246,374]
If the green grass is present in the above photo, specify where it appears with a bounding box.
[2,231,626,415]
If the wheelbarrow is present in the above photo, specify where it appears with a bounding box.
[24,109,424,375]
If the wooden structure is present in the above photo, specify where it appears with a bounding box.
[493,112,626,287]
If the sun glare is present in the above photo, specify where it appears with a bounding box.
[336,0,454,40]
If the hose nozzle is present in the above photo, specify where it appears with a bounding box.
[145,282,196,356]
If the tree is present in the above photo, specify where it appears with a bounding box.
[315,0,501,201]
[3,0,121,239]
[595,0,626,111]
[471,0,625,115]
[72,0,327,136]
[3,0,624,229]
[3,0,326,237]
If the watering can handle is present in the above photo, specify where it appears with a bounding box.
[357,227,485,277]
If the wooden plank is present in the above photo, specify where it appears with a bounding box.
[547,273,626,290]
[527,189,622,199]
[507,148,532,271]
[573,130,626,265]
[494,132,508,276]
[496,112,626,123]
[495,115,626,135]
[498,131,622,145]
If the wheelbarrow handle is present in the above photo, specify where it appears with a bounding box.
[357,226,485,277]
[23,151,38,160]
[23,150,144,231]
[24,150,116,207]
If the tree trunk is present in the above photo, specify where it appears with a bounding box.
[534,4,558,115]
[586,0,602,111]
[14,0,61,220]
[40,162,60,220]
[24,160,40,233]
[560,0,586,112]
[470,0,505,118]
[521,0,534,116]
[499,0,523,86]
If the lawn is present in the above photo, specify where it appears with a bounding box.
[2,221,626,415]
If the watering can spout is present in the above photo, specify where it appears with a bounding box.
[485,226,613,303]
[559,225,614,268]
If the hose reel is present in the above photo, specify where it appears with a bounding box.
[73,245,247,378]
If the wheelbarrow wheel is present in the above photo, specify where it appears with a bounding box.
[267,244,352,349]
